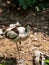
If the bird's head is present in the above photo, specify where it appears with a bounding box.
[25,25,32,33]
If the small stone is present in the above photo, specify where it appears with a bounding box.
[34,32,37,35]
[17,7,21,10]
[32,13,36,16]
[0,53,4,57]
[0,8,3,13]
[44,26,48,29]
[43,40,46,42]
[30,46,37,50]
[3,3,7,6]
[33,28,37,30]
[34,37,38,41]
[0,35,4,39]
[41,16,45,21]
[18,59,24,65]
[30,34,33,39]
[26,16,29,19]
[34,44,41,47]
[20,51,25,54]
[13,4,16,7]
[6,0,11,4]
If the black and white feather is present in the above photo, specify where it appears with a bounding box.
[5,21,31,41]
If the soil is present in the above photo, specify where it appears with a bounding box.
[0,32,49,65]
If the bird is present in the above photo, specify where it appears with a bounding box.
[5,21,30,41]
[4,21,31,64]
[33,50,45,65]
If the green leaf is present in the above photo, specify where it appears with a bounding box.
[19,0,25,5]
[19,0,36,9]
[0,64,3,65]
[46,64,48,65]
[27,3,32,7]
[45,59,49,63]
[35,6,40,12]
[23,4,28,9]
[31,0,36,4]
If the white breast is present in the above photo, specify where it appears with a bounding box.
[0,29,3,34]
[17,27,25,34]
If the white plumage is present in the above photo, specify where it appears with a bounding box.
[5,22,31,42]
[17,27,25,34]
[0,29,3,34]
[10,24,16,27]
[34,56,40,65]
[0,29,5,39]
[7,21,21,31]
[41,55,45,65]
[6,31,18,38]
[33,50,45,65]
[6,25,30,41]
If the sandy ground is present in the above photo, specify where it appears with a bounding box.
[0,32,49,65]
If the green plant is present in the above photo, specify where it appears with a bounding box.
[18,0,49,11]
[45,59,49,65]
[0,61,9,65]
[0,64,3,65]
[19,0,36,9]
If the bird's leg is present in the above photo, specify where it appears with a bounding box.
[16,41,24,65]
[16,41,22,59]
[16,42,20,60]
[17,41,24,65]
[18,41,22,51]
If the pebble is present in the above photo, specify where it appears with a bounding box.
[30,34,33,38]
[20,51,25,54]
[31,46,37,50]
[0,35,4,39]
[34,32,37,35]
[18,59,25,65]
[33,44,41,47]
[0,53,4,57]
[34,37,38,41]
